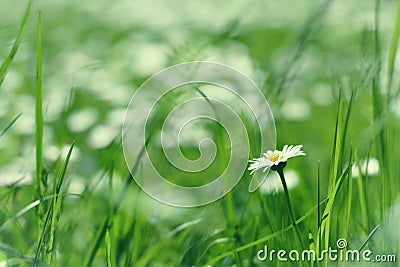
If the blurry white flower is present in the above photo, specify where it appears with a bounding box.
[248,145,306,174]
[260,169,299,194]
[67,178,85,195]
[44,146,61,161]
[87,125,119,149]
[281,98,311,121]
[67,108,98,133]
[352,158,380,178]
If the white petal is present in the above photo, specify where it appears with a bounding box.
[248,156,272,174]
[282,145,288,154]
[287,145,305,159]
[248,145,305,177]
[279,144,306,161]
[284,145,295,158]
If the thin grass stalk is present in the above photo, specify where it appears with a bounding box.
[354,151,369,232]
[343,147,353,255]
[106,228,113,267]
[276,168,306,252]
[0,113,22,138]
[34,11,45,254]
[0,0,32,86]
[387,0,400,92]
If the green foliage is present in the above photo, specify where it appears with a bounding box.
[0,0,399,266]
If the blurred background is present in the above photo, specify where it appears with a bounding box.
[0,0,399,266]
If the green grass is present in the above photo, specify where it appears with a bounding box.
[0,113,21,139]
[0,0,31,87]
[34,12,44,254]
[0,0,399,266]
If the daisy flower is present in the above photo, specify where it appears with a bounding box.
[248,144,306,174]
[248,144,307,250]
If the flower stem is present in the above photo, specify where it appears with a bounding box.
[276,168,306,250]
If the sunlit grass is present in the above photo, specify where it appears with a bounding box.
[0,0,31,87]
[0,0,399,266]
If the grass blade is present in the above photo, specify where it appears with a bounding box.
[357,225,379,251]
[206,200,326,265]
[0,0,32,87]
[343,146,353,242]
[34,142,74,266]
[105,228,113,267]
[0,193,81,234]
[354,150,369,231]
[0,243,46,266]
[387,0,400,91]
[317,85,343,261]
[83,216,109,267]
[0,200,40,232]
[47,142,75,264]
[0,113,22,138]
[33,12,46,264]
[372,0,390,223]
[35,11,44,207]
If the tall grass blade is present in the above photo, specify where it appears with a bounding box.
[318,84,343,264]
[339,87,356,162]
[387,0,400,91]
[343,146,353,242]
[328,85,342,193]
[354,151,369,231]
[105,228,113,267]
[372,0,390,222]
[34,12,45,262]
[47,142,74,264]
[317,165,350,266]
[35,11,44,208]
[0,0,32,87]
[83,217,109,267]
[34,142,74,266]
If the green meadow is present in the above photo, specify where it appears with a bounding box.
[0,0,399,266]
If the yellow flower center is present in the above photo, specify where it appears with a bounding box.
[268,152,280,162]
